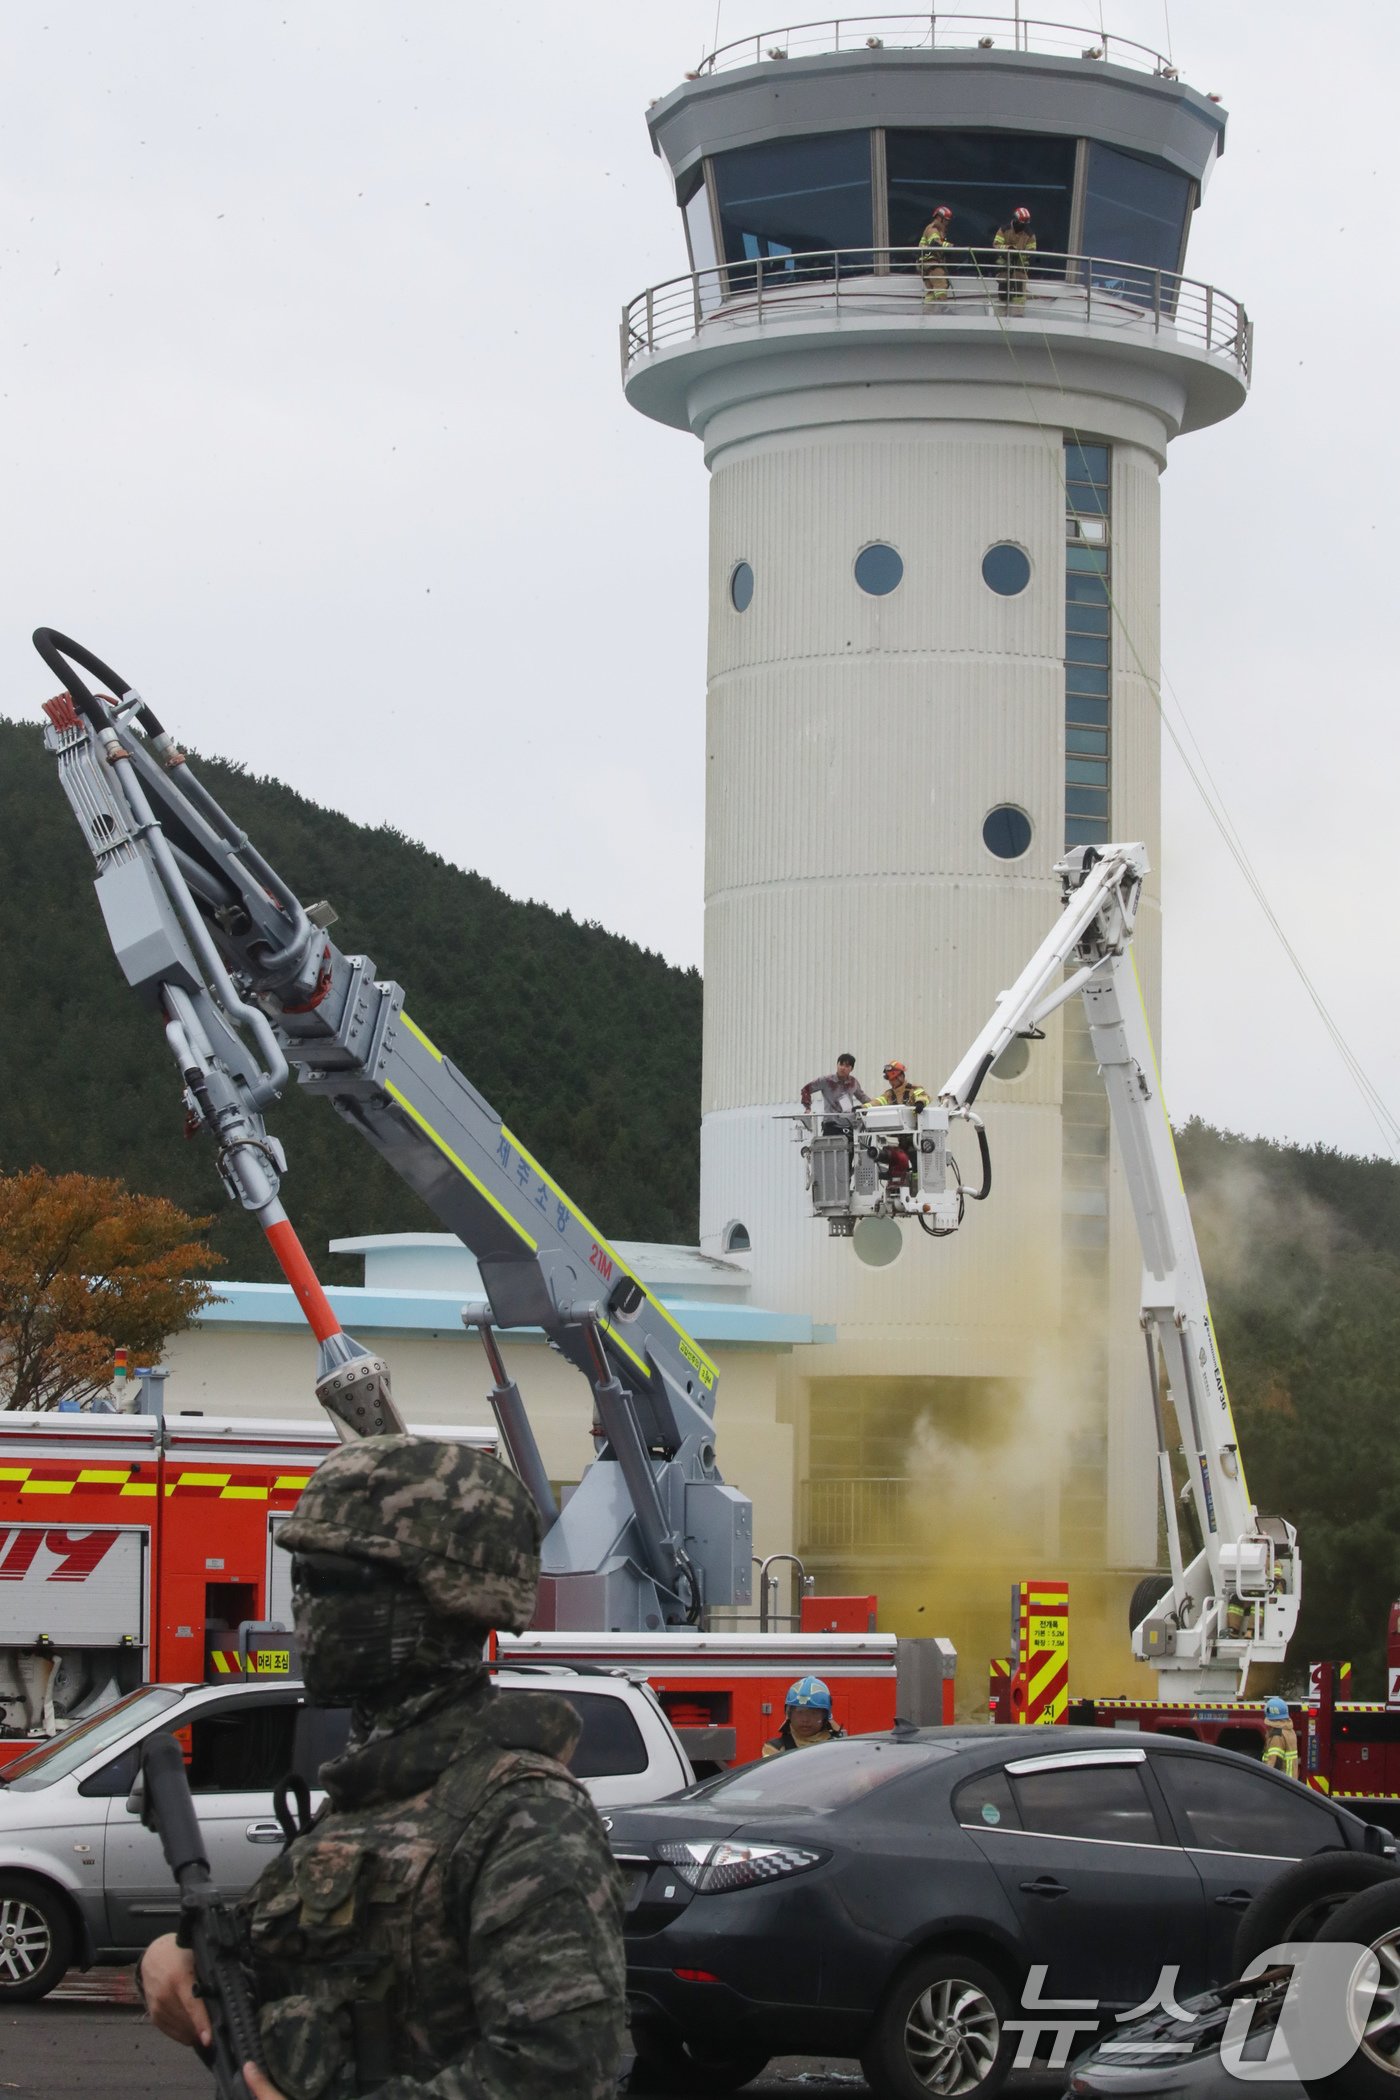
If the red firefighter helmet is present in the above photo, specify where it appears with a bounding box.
[1012,206,1032,225]
[884,1061,906,1083]
[931,205,952,220]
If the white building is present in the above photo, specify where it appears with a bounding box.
[164,1233,825,1585]
[621,19,1247,1675]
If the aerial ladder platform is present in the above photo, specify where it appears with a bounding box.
[798,841,1301,1699]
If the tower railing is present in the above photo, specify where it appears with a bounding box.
[696,13,1177,77]
[621,247,1251,384]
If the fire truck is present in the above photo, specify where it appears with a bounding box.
[7,628,950,1759]
[0,1405,493,1765]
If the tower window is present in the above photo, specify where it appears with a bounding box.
[730,561,754,612]
[982,543,1031,596]
[854,543,903,596]
[722,1220,751,1254]
[1064,444,1111,847]
[982,806,1033,860]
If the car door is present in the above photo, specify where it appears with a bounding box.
[99,1694,302,1947]
[1150,1748,1357,1981]
[956,1750,1209,2011]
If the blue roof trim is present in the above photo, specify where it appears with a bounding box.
[195,1282,831,1349]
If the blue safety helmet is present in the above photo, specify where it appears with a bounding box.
[1264,1695,1290,1722]
[786,1675,833,1713]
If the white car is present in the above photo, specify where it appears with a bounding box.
[0,1667,692,2001]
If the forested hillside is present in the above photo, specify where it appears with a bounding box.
[1177,1120,1400,1696]
[0,718,703,1278]
[2,713,1396,1689]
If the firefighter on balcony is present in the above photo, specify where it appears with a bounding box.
[994,205,1036,309]
[763,1676,847,1757]
[864,1061,932,1189]
[918,205,953,305]
[1262,1694,1300,1780]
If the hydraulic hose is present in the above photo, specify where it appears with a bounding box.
[33,628,166,739]
[968,1122,993,1201]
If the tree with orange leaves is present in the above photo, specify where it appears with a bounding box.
[0,1168,223,1412]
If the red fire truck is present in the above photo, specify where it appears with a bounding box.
[0,1408,949,1770]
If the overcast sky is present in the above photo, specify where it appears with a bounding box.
[3,2,1396,1159]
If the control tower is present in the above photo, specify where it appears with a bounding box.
[622,18,1248,1646]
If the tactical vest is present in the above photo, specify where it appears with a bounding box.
[244,1729,594,2100]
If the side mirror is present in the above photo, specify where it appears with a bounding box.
[124,1771,146,1818]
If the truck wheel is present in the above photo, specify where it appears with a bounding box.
[0,1874,74,2002]
[1128,1574,1172,1631]
[861,1950,1015,2099]
[631,2028,770,2092]
[1236,1854,1400,1974]
[1301,1879,1400,2097]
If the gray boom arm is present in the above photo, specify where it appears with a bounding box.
[34,629,750,1633]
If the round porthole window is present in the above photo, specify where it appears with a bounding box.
[730,561,754,612]
[854,543,904,596]
[991,1037,1031,1081]
[982,542,1032,596]
[983,805,1033,859]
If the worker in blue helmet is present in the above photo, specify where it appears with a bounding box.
[762,1676,847,1758]
[1262,1695,1299,1780]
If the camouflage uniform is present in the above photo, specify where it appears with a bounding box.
[240,1436,627,2100]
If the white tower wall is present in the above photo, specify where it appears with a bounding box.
[625,30,1246,1624]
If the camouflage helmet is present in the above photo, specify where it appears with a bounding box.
[278,1435,540,1632]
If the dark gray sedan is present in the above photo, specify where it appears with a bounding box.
[609,1725,1389,2099]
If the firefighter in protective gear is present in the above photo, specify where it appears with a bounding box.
[864,1061,933,1188]
[918,205,953,305]
[138,1436,628,2100]
[867,1061,932,1114]
[994,205,1036,309]
[763,1675,847,1757]
[1262,1693,1300,1780]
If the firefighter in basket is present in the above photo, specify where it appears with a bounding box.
[862,1062,933,1191]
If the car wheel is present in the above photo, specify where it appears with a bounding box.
[861,1951,1014,2099]
[1301,1880,1400,2098]
[1236,1854,1400,1973]
[0,1874,74,2003]
[630,2026,771,2093]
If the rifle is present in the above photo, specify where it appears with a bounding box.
[141,1730,268,2099]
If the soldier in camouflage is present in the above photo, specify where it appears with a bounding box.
[138,1436,628,2099]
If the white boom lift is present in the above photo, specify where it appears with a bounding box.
[800,842,1300,1699]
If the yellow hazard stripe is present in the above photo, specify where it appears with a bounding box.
[120,1482,157,1497]
[384,1080,537,1252]
[396,1013,716,1392]
[503,1125,718,1392]
[399,1011,443,1061]
[0,1468,31,1481]
[76,1468,131,1483]
[274,1475,311,1491]
[176,1472,230,1487]
[219,1485,269,1501]
[20,1480,75,1494]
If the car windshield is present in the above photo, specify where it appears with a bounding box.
[3,1687,184,1791]
[691,1739,946,1812]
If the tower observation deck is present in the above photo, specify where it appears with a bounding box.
[622,17,1247,1650]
